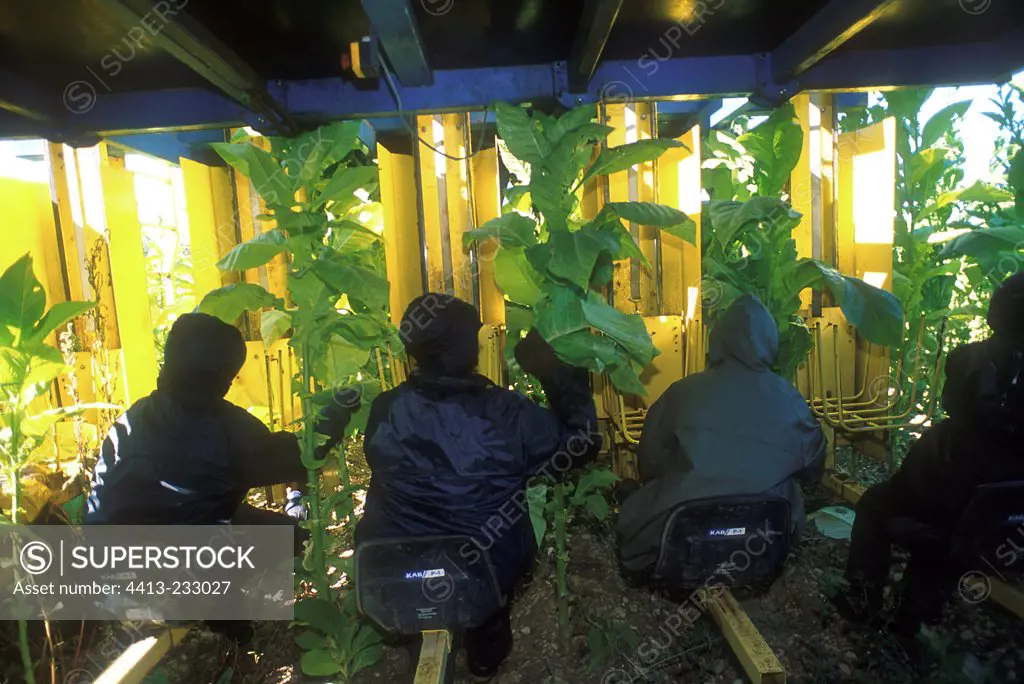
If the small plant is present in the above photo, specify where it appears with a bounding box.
[0,253,97,684]
[529,467,619,650]
[585,618,640,675]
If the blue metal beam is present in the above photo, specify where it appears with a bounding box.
[568,0,625,91]
[0,69,58,123]
[107,130,228,165]
[3,33,1024,141]
[771,0,899,83]
[360,0,433,87]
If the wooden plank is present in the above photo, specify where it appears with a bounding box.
[94,627,191,684]
[700,588,786,684]
[413,630,451,684]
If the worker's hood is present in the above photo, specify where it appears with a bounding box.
[157,313,246,399]
[989,272,1024,339]
[399,293,482,378]
[707,294,778,371]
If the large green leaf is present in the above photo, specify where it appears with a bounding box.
[603,202,697,245]
[548,330,625,372]
[494,101,549,166]
[294,630,326,651]
[464,213,537,249]
[581,292,657,366]
[921,100,971,150]
[30,300,94,344]
[939,226,1024,261]
[548,105,599,143]
[609,363,646,396]
[330,219,382,252]
[546,229,604,291]
[496,137,531,184]
[312,254,390,312]
[534,284,587,342]
[212,143,294,206]
[197,283,283,323]
[916,181,1015,221]
[0,254,46,337]
[737,104,803,196]
[300,650,342,676]
[706,197,802,248]
[314,166,379,211]
[792,260,903,347]
[288,121,361,186]
[260,309,292,345]
[217,229,288,271]
[294,597,343,633]
[494,248,544,306]
[573,468,619,500]
[581,139,687,185]
[314,334,371,385]
[908,147,951,187]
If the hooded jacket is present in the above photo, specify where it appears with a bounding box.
[85,314,308,524]
[616,295,825,574]
[354,295,600,595]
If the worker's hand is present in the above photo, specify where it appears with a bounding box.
[515,329,563,378]
[315,387,361,442]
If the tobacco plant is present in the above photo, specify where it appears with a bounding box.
[701,105,905,379]
[199,122,389,679]
[0,254,97,684]
[465,102,698,396]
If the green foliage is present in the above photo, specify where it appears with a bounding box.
[702,106,903,379]
[467,103,695,395]
[201,122,388,677]
[0,253,98,684]
[293,594,383,679]
[701,196,904,378]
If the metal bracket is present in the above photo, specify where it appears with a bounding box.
[752,53,798,108]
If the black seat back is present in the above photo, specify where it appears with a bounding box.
[950,480,1024,571]
[653,496,792,592]
[355,535,504,635]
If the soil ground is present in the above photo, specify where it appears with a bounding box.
[16,452,1024,684]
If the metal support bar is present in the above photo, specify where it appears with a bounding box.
[95,0,261,107]
[360,0,433,87]
[568,0,625,91]
[0,68,57,122]
[107,131,227,165]
[772,0,898,83]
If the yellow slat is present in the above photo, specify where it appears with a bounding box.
[94,627,191,684]
[413,630,451,684]
[472,146,505,327]
[102,161,158,403]
[379,145,424,324]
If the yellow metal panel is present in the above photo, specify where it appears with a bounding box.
[639,315,683,406]
[379,145,424,325]
[180,158,230,299]
[477,325,504,387]
[472,147,505,326]
[418,114,447,293]
[46,143,85,305]
[700,588,786,684]
[837,117,896,435]
[0,178,64,304]
[442,113,474,301]
[102,163,158,403]
[94,626,191,684]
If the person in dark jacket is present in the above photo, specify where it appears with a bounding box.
[616,294,826,578]
[354,293,600,681]
[85,313,356,539]
[836,273,1024,637]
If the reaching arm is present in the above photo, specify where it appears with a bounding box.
[519,365,602,477]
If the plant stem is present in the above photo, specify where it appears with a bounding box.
[13,471,38,684]
[553,483,570,651]
[300,340,329,599]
